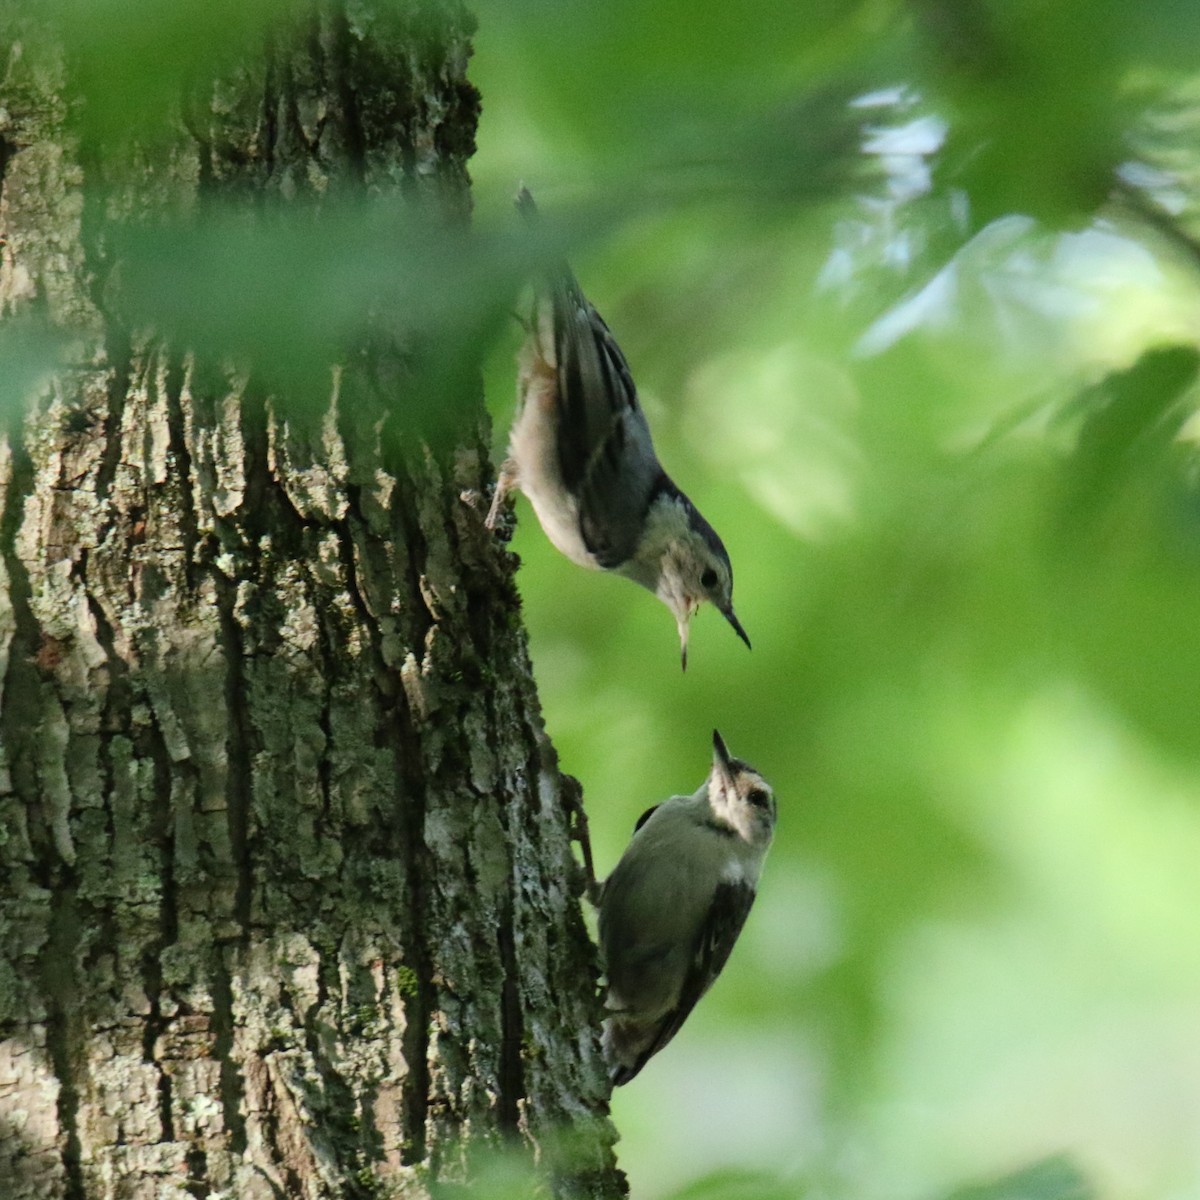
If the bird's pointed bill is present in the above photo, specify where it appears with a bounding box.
[722,605,751,650]
[712,729,732,767]
[712,729,736,790]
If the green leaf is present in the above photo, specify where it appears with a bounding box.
[941,1156,1092,1200]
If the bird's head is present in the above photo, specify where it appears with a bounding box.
[652,500,750,670]
[707,729,776,847]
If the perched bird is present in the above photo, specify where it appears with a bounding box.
[486,187,750,669]
[599,730,776,1085]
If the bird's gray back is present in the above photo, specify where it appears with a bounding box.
[549,274,663,568]
[601,798,748,1013]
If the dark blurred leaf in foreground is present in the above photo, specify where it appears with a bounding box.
[942,1155,1092,1200]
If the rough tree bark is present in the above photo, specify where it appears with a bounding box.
[0,5,622,1198]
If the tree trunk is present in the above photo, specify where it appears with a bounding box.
[0,6,622,1198]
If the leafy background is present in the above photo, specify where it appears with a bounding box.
[466,2,1200,1198]
[9,0,1200,1197]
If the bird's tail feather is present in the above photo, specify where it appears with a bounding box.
[514,184,584,326]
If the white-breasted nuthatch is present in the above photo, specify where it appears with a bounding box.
[598,730,776,1085]
[486,188,750,670]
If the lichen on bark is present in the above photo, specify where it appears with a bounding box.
[0,5,624,1198]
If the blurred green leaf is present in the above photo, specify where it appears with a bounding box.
[47,0,293,143]
[0,317,78,414]
[107,195,527,418]
[663,1167,801,1200]
[942,1156,1092,1200]
[1059,344,1200,530]
[427,1144,545,1200]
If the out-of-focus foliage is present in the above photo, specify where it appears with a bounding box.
[0,318,78,414]
[942,1157,1092,1200]
[108,202,525,429]
[647,1155,1091,1200]
[7,1,1200,1198]
[466,2,1200,1199]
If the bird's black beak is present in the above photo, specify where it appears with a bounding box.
[711,729,740,798]
[722,606,751,651]
[712,729,735,784]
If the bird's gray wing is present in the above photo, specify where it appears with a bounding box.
[632,804,660,834]
[550,276,662,568]
[614,878,757,1083]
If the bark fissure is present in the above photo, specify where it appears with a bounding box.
[0,431,38,798]
[186,1145,210,1198]
[0,132,14,202]
[391,460,437,647]
[213,570,254,935]
[38,877,85,1200]
[140,688,182,1154]
[496,914,525,1134]
[304,955,375,1200]
[338,492,385,647]
[147,995,176,1145]
[94,331,133,508]
[395,721,432,1169]
[315,650,337,829]
[375,460,437,1169]
[139,705,178,1147]
[220,385,269,945]
[209,525,254,1165]
[163,355,200,588]
[262,36,281,182]
[331,10,368,186]
[209,951,249,1157]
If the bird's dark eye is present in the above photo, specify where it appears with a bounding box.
[746,788,770,810]
[701,568,718,590]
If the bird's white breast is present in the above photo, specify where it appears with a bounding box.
[508,368,599,569]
